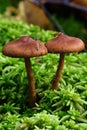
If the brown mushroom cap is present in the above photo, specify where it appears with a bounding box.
[2,36,48,58]
[45,32,85,53]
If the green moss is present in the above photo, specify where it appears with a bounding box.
[0,17,87,129]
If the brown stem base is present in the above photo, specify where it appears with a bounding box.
[24,58,36,107]
[51,53,65,90]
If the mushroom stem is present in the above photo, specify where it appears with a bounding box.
[51,53,65,90]
[24,58,36,107]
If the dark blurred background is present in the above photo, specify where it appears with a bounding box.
[0,0,87,42]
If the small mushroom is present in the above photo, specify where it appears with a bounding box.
[45,32,85,90]
[2,36,48,107]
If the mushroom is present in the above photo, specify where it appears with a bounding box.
[45,32,85,90]
[2,36,48,107]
